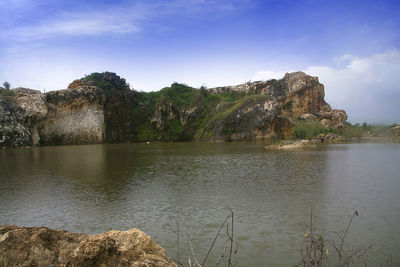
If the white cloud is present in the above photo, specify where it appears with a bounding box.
[253,50,400,123]
[1,0,255,42]
[13,19,140,42]
[3,5,145,42]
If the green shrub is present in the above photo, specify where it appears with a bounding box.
[292,120,337,139]
[136,122,159,142]
[163,119,183,141]
[158,83,198,109]
[85,72,130,95]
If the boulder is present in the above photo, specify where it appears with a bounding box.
[323,133,346,143]
[299,113,317,120]
[318,109,348,129]
[0,225,176,267]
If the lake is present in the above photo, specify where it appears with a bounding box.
[1,142,399,266]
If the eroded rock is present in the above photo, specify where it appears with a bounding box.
[0,225,176,267]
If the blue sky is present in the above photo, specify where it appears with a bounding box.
[1,0,399,123]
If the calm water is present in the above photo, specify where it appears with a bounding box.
[1,142,399,266]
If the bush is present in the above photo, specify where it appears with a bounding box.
[158,83,198,109]
[292,120,337,139]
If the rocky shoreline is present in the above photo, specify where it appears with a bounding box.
[265,133,346,150]
[0,225,176,266]
[265,132,398,150]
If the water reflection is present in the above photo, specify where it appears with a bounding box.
[1,143,399,265]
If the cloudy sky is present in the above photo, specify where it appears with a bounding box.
[0,0,399,123]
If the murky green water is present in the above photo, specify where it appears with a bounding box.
[1,142,399,266]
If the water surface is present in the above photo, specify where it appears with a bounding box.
[1,142,399,265]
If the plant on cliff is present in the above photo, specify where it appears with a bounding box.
[159,82,198,109]
[2,81,11,90]
[85,72,130,94]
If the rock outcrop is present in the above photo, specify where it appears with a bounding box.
[192,72,347,141]
[0,225,176,267]
[0,71,349,146]
[37,86,105,145]
[0,86,105,146]
[0,88,47,146]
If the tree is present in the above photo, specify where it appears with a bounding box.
[3,81,10,90]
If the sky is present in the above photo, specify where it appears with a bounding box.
[0,0,399,123]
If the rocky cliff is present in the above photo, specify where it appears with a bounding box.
[0,225,176,266]
[0,86,105,146]
[0,71,348,146]
[148,72,347,141]
[37,86,105,145]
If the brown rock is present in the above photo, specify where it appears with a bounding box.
[323,133,346,143]
[318,109,348,129]
[273,116,295,139]
[0,225,176,267]
[67,79,84,89]
[299,113,317,120]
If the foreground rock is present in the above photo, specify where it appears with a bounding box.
[0,225,176,267]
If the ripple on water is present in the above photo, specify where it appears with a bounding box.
[0,142,399,265]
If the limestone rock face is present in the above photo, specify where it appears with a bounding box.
[196,96,279,141]
[37,86,105,145]
[0,225,176,267]
[0,88,47,146]
[319,109,348,129]
[0,86,105,146]
[199,72,347,141]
